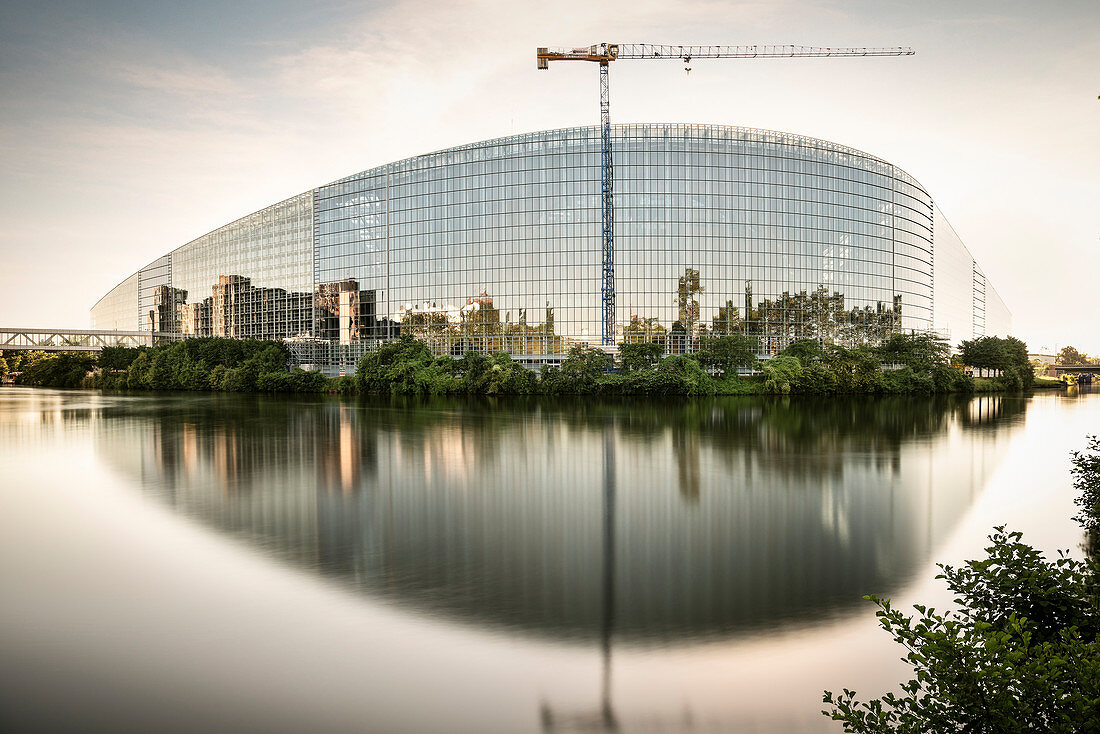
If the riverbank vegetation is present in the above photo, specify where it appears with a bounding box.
[355,333,1034,397]
[824,438,1100,731]
[1,332,1044,397]
[4,339,325,393]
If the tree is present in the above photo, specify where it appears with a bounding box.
[16,352,96,388]
[618,341,663,372]
[355,335,439,394]
[959,336,1007,373]
[874,333,951,372]
[696,334,758,378]
[97,345,143,372]
[540,346,613,394]
[1058,346,1088,366]
[823,527,1100,732]
[780,338,826,365]
[760,355,802,394]
[1002,336,1034,390]
[958,336,1033,389]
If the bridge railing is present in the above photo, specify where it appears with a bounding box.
[0,328,186,352]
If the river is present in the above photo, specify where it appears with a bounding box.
[0,387,1095,733]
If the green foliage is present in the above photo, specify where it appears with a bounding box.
[959,336,1007,372]
[353,338,537,396]
[930,363,974,393]
[794,362,839,394]
[880,367,933,395]
[328,375,359,395]
[255,368,327,393]
[823,345,881,393]
[1058,346,1088,366]
[617,341,664,372]
[2,351,29,373]
[780,338,826,365]
[874,333,951,372]
[1003,336,1034,390]
[696,334,758,378]
[1072,436,1100,538]
[30,332,1035,398]
[97,345,143,371]
[15,352,96,388]
[355,336,436,394]
[458,352,535,395]
[655,354,716,396]
[959,335,1033,390]
[73,337,294,394]
[761,355,802,394]
[824,527,1100,732]
[540,346,614,395]
[0,356,8,376]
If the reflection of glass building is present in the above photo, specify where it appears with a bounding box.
[91,394,1019,642]
[91,125,1010,372]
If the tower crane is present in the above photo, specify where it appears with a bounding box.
[536,43,915,346]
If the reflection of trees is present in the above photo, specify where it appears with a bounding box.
[542,394,1023,482]
[90,392,1021,645]
[399,294,569,356]
[631,270,905,356]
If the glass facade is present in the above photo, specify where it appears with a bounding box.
[90,272,138,330]
[931,205,1011,342]
[91,124,1008,371]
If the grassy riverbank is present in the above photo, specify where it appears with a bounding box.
[1,332,1042,397]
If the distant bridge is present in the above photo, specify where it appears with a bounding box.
[0,327,184,353]
[1053,364,1100,375]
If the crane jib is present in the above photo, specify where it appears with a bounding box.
[535,42,914,347]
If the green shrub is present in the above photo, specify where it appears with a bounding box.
[824,527,1100,732]
[779,338,826,365]
[656,354,716,395]
[328,375,360,395]
[540,346,613,395]
[696,334,758,378]
[794,362,838,394]
[617,341,663,372]
[356,336,435,394]
[1072,436,1100,537]
[16,352,96,388]
[761,355,802,394]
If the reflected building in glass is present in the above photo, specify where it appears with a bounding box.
[90,125,1011,372]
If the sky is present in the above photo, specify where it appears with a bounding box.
[1,0,1097,354]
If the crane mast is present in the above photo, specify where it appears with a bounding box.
[536,42,914,347]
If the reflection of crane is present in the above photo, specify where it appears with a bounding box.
[536,43,915,346]
[540,418,619,732]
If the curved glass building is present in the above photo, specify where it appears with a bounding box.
[91,124,1010,372]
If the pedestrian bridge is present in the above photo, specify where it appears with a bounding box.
[0,327,183,352]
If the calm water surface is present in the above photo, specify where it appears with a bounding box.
[1,388,1096,733]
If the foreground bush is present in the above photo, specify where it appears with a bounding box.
[823,442,1100,732]
[1073,436,1100,552]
